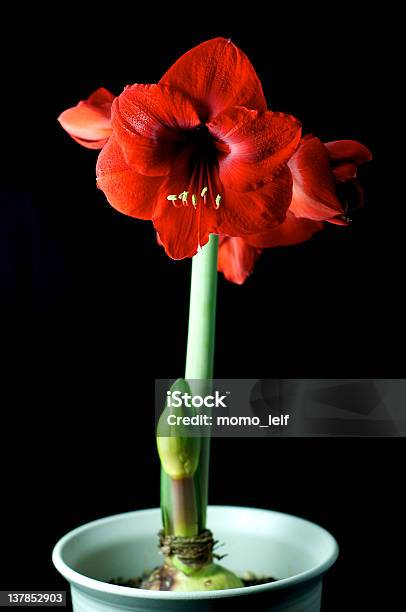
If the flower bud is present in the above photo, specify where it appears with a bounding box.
[156,379,201,479]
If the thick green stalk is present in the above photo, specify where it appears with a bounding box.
[160,235,218,537]
[185,234,218,532]
[185,234,219,381]
[151,236,244,591]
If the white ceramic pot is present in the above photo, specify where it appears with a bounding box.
[52,506,338,611]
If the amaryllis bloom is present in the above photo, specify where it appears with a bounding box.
[58,88,114,149]
[219,137,371,284]
[59,38,302,259]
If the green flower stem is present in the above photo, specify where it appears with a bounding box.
[185,234,219,533]
[185,234,219,382]
[160,235,219,538]
[153,236,244,591]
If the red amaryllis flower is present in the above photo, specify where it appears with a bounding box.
[59,38,301,259]
[58,88,114,149]
[219,137,371,284]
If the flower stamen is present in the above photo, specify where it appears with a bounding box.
[167,194,183,208]
[168,189,222,210]
[201,186,208,205]
[178,191,189,206]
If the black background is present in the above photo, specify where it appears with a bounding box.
[1,4,403,611]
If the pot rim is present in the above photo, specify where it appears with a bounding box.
[52,505,338,601]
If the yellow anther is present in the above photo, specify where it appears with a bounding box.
[201,187,208,198]
[167,195,178,202]
[178,190,189,204]
[192,194,197,208]
[215,194,222,209]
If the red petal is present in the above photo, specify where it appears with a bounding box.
[246,212,323,248]
[153,204,214,260]
[68,135,111,149]
[217,166,293,236]
[96,135,163,219]
[152,155,218,259]
[218,237,261,285]
[87,88,115,106]
[58,87,114,149]
[288,136,345,222]
[325,140,372,163]
[156,231,164,247]
[333,162,357,182]
[112,84,200,176]
[159,38,266,121]
[209,107,301,192]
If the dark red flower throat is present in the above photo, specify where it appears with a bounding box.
[166,123,226,212]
